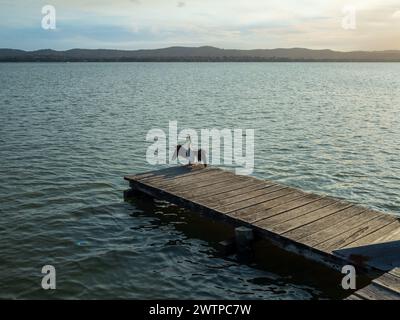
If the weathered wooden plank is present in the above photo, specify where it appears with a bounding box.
[283,206,366,242]
[213,185,289,209]
[133,169,243,204]
[374,223,400,243]
[341,220,400,248]
[151,171,238,196]
[270,201,351,235]
[299,210,382,249]
[152,169,228,188]
[135,165,213,182]
[353,283,399,300]
[317,215,396,252]
[216,187,295,213]
[190,181,272,202]
[249,194,324,225]
[346,269,400,300]
[195,184,279,209]
[261,198,338,231]
[139,169,221,187]
[373,273,400,295]
[136,170,223,193]
[125,166,190,181]
[195,181,270,205]
[226,190,305,216]
[345,294,364,300]
[389,268,400,278]
[242,194,322,224]
[232,192,311,220]
[278,203,351,233]
[169,174,250,196]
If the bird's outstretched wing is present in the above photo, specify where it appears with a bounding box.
[198,149,207,165]
[172,145,188,160]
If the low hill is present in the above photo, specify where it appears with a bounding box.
[1,46,400,62]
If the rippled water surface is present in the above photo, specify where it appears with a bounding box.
[1,62,399,299]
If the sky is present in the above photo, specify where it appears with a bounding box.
[0,0,399,51]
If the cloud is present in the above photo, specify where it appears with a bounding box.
[0,0,399,50]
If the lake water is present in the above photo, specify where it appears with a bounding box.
[0,62,399,299]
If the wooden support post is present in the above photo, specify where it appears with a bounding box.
[235,226,254,253]
[217,238,236,255]
[123,189,136,200]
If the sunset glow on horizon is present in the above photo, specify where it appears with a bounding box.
[1,0,399,51]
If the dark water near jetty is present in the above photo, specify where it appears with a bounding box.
[0,62,399,299]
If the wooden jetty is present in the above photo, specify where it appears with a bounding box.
[124,165,400,300]
[346,268,400,300]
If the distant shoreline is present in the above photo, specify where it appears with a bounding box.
[1,46,400,62]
